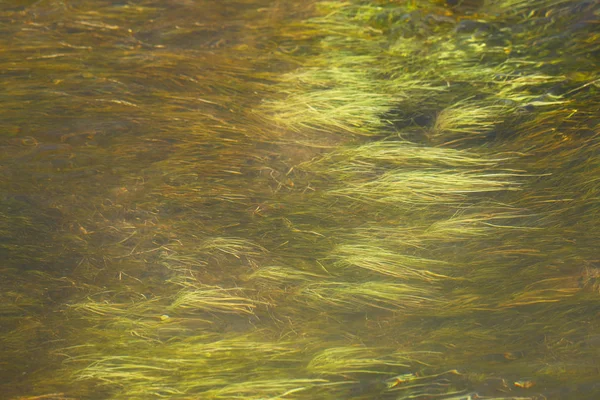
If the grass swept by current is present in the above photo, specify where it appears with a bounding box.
[1,0,599,399]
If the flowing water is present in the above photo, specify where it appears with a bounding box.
[1,1,599,399]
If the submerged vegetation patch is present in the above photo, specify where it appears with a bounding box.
[2,0,599,399]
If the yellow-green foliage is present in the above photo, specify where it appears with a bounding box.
[2,0,599,399]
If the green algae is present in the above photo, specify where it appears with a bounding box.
[2,0,600,399]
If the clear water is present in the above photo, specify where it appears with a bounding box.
[1,1,599,399]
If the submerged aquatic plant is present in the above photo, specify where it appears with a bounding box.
[299,281,441,312]
[3,0,600,398]
[328,169,520,204]
[329,244,450,281]
[168,284,261,316]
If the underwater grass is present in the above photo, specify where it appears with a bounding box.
[68,333,307,398]
[3,0,600,398]
[329,244,450,281]
[159,236,268,273]
[66,295,202,343]
[429,101,512,146]
[299,281,441,313]
[307,346,434,377]
[327,169,521,206]
[194,237,268,258]
[168,284,261,316]
[200,378,333,399]
[260,87,401,136]
[244,265,329,286]
[421,209,536,241]
[305,140,509,170]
